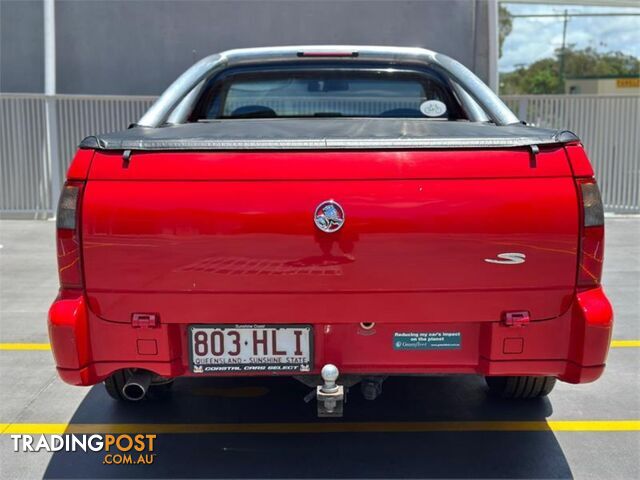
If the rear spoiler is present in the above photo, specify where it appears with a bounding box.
[79,119,579,152]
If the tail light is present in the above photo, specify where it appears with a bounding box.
[577,179,604,289]
[56,182,84,289]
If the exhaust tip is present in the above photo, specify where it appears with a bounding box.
[122,382,147,401]
[121,370,152,401]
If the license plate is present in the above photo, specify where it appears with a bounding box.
[189,325,312,373]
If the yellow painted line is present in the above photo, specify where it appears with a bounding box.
[1,420,639,435]
[1,340,639,351]
[610,340,640,348]
[0,343,51,351]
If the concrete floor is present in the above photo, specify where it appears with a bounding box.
[0,218,638,479]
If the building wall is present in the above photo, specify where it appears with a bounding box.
[1,0,492,95]
[0,0,45,93]
[566,77,640,94]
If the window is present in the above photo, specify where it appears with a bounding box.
[193,68,468,121]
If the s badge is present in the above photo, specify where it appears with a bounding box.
[484,252,526,265]
[314,200,345,233]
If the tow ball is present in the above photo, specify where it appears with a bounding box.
[316,364,345,417]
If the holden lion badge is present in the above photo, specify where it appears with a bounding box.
[314,200,345,233]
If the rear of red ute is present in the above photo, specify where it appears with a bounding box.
[48,46,613,413]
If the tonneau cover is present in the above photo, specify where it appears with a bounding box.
[80,118,579,151]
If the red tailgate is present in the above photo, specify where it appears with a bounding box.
[82,148,578,324]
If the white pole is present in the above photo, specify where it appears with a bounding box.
[44,0,56,95]
[488,0,499,93]
[44,0,61,215]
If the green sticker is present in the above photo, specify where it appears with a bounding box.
[393,332,461,350]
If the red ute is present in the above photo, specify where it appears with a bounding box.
[48,46,612,413]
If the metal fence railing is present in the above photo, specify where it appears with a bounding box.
[1,93,638,216]
[503,94,639,214]
[1,95,51,216]
[54,95,156,183]
[1,94,156,217]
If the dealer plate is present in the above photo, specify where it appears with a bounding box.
[189,325,312,373]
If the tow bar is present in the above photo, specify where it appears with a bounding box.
[316,364,345,417]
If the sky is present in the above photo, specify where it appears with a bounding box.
[499,2,640,72]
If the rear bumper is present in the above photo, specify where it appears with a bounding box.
[48,287,613,386]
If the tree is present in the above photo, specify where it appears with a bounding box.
[500,46,639,94]
[563,47,640,78]
[498,5,513,59]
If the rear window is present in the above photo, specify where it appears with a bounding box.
[194,69,467,120]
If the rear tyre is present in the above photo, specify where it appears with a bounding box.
[104,370,129,401]
[147,381,174,400]
[485,376,556,399]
